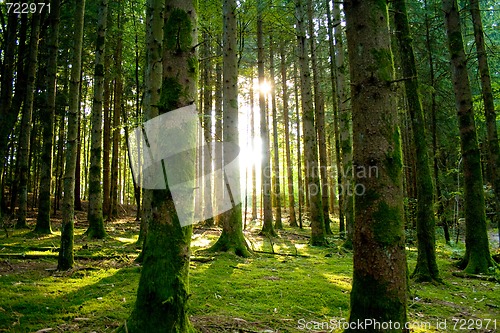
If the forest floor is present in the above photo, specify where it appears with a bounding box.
[0,207,499,333]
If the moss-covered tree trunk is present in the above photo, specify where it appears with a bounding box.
[35,0,61,234]
[470,0,500,246]
[123,0,197,331]
[280,42,297,228]
[86,0,108,239]
[58,0,86,271]
[393,0,439,282]
[442,0,496,274]
[257,0,276,237]
[344,0,408,329]
[16,9,42,229]
[295,0,326,246]
[208,0,251,257]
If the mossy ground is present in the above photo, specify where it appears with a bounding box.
[0,209,498,332]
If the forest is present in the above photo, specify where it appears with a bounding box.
[0,0,499,332]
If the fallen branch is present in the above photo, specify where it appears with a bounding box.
[253,250,309,258]
[451,271,498,282]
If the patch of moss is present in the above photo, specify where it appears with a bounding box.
[159,77,182,112]
[370,48,394,83]
[164,9,192,53]
[373,201,404,246]
[384,127,403,184]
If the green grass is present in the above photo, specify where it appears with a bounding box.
[0,218,498,332]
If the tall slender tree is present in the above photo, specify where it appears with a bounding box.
[86,0,109,239]
[16,9,42,229]
[208,0,251,257]
[442,0,496,274]
[469,0,500,245]
[269,36,283,229]
[123,0,197,330]
[307,0,331,235]
[36,0,61,234]
[280,42,297,228]
[344,0,408,327]
[295,0,326,245]
[394,0,439,282]
[58,0,86,271]
[257,0,276,237]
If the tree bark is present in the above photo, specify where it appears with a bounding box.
[58,0,86,271]
[86,0,109,239]
[344,0,408,327]
[442,0,496,274]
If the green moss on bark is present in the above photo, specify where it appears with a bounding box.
[164,9,192,53]
[373,202,404,246]
[160,77,183,112]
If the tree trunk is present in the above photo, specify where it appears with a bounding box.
[249,69,258,222]
[201,31,214,227]
[58,0,86,271]
[102,58,112,219]
[307,0,330,235]
[294,64,304,229]
[470,0,500,247]
[257,1,276,237]
[280,43,297,228]
[87,0,108,239]
[123,0,197,331]
[393,0,439,282]
[16,9,42,229]
[330,0,353,246]
[344,0,408,327]
[0,6,20,225]
[442,0,495,274]
[213,41,224,226]
[208,0,251,257]
[295,0,325,245]
[269,36,283,230]
[110,7,123,220]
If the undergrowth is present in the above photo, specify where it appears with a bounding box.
[0,217,498,332]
